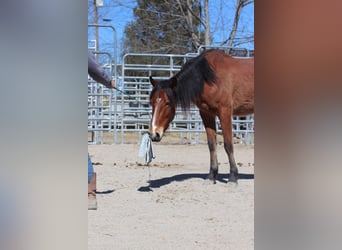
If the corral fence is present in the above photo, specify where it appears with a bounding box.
[88,25,254,145]
[88,24,117,144]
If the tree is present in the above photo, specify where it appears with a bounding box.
[87,0,253,60]
[122,0,205,55]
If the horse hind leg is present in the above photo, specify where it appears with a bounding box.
[207,138,218,184]
[219,109,239,183]
[200,110,218,184]
[225,142,238,183]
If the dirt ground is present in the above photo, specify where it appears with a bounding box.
[88,141,254,250]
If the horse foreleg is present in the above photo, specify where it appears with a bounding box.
[200,110,218,184]
[218,109,239,183]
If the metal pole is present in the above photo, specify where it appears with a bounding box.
[93,1,99,53]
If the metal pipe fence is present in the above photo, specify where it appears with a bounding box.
[88,36,254,144]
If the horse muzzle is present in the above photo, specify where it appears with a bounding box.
[149,130,164,142]
[149,124,165,142]
[150,132,162,142]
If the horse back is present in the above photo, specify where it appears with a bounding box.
[204,50,254,116]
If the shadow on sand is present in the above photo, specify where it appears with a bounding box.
[137,173,254,192]
[96,189,115,194]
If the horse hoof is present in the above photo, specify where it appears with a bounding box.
[228,173,238,184]
[228,178,238,182]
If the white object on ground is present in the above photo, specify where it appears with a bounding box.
[138,133,155,164]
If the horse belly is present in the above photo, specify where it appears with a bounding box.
[232,83,254,116]
[233,103,254,116]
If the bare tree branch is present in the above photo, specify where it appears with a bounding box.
[221,0,254,49]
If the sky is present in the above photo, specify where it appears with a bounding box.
[89,0,254,62]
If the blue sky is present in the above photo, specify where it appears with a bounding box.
[89,0,254,62]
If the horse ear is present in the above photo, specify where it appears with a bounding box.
[149,76,157,87]
[169,77,177,90]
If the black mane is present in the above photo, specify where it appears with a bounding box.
[175,50,217,110]
[150,50,217,111]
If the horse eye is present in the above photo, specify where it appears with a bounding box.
[165,101,171,106]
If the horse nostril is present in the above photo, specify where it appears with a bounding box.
[151,132,162,142]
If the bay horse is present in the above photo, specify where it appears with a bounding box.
[149,49,254,183]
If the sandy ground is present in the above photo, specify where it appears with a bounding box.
[88,142,254,250]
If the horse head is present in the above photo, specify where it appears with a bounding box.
[149,76,177,142]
